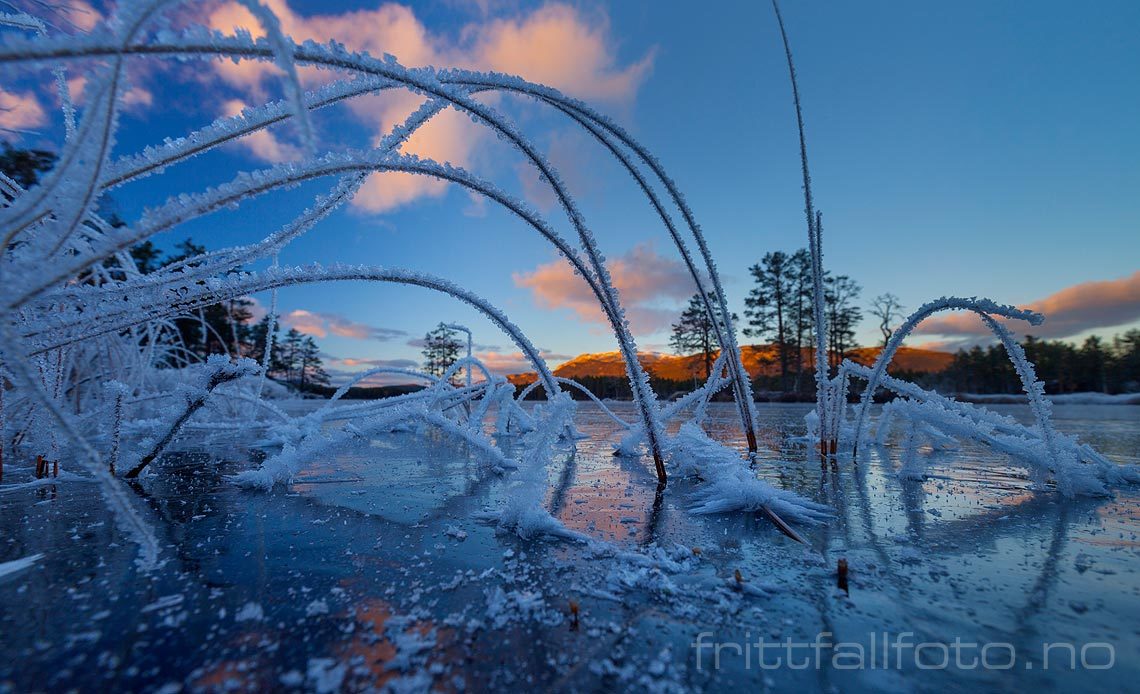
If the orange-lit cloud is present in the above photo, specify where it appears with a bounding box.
[0,89,46,135]
[513,243,694,335]
[221,99,301,162]
[281,309,327,337]
[64,75,154,115]
[204,1,654,211]
[915,271,1140,344]
[464,5,655,102]
[17,0,103,33]
[66,1,102,32]
[281,309,406,340]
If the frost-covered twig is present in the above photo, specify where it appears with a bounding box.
[850,297,1046,462]
[124,356,258,478]
[771,2,829,454]
[0,25,672,479]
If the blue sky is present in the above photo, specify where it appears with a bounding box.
[3,0,1137,380]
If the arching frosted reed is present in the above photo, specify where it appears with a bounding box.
[0,0,817,564]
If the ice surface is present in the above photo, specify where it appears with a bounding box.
[1,5,1136,690]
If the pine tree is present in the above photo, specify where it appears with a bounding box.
[1078,335,1108,393]
[669,294,735,382]
[824,274,862,370]
[246,314,282,371]
[744,251,795,390]
[421,323,461,379]
[279,328,304,383]
[0,141,56,189]
[298,336,329,389]
[129,241,162,274]
[788,249,814,393]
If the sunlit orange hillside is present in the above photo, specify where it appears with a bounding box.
[507,344,953,386]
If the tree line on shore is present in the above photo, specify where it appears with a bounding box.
[2,143,332,395]
[668,246,1140,397]
[934,333,1140,395]
[132,239,332,391]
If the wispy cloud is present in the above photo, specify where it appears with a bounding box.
[513,243,694,335]
[322,355,423,386]
[281,309,406,341]
[324,355,417,369]
[405,335,501,351]
[915,271,1140,346]
[337,357,418,369]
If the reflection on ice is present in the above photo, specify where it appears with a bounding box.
[1,401,1138,691]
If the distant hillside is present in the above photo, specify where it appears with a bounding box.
[507,344,953,386]
[846,346,955,374]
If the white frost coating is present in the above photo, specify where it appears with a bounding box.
[253,253,279,405]
[487,394,590,541]
[233,402,517,490]
[770,1,830,449]
[672,422,831,524]
[1,2,1122,568]
[617,351,734,455]
[850,297,1045,460]
[515,376,633,430]
[0,552,43,578]
[837,354,1138,496]
[0,320,160,570]
[104,76,392,187]
[429,70,761,452]
[233,0,315,155]
[0,20,672,477]
[881,397,1109,495]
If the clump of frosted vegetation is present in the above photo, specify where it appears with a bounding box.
[0,0,1132,571]
[767,0,1138,496]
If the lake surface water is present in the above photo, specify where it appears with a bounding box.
[1,402,1138,692]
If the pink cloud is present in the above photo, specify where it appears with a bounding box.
[65,75,153,115]
[471,350,530,375]
[14,0,103,33]
[281,309,327,337]
[65,1,103,32]
[222,99,301,162]
[204,1,654,211]
[351,102,482,213]
[280,309,406,341]
[463,4,655,103]
[914,271,1140,342]
[0,89,46,135]
[513,243,694,335]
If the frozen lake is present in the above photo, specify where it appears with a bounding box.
[2,401,1138,692]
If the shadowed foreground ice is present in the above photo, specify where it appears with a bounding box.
[1,402,1137,692]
